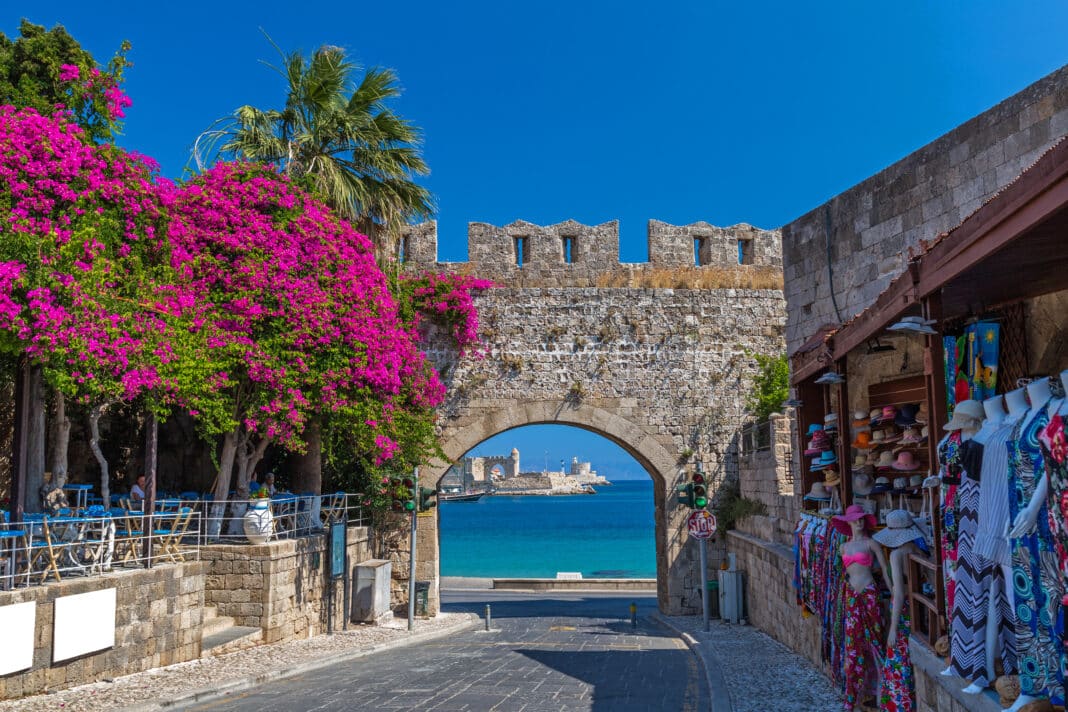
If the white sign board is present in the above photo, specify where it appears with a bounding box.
[0,601,36,675]
[53,588,116,663]
[687,510,718,540]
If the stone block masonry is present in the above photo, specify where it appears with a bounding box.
[782,63,1068,354]
[0,562,206,700]
[200,526,371,645]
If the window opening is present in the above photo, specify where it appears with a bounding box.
[738,239,753,265]
[562,236,575,264]
[694,237,706,266]
[398,235,410,263]
[514,236,529,267]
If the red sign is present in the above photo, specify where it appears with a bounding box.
[687,510,717,539]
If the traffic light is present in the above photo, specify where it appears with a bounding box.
[418,487,437,512]
[676,482,694,508]
[391,476,416,512]
[692,471,708,509]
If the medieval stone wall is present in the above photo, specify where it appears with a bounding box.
[781,63,1068,355]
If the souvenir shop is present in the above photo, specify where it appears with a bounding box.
[789,140,1068,711]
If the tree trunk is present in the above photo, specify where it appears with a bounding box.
[291,418,322,495]
[208,429,238,538]
[88,403,111,505]
[227,429,270,536]
[25,365,46,513]
[49,389,70,489]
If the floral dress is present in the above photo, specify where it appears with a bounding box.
[939,432,963,623]
[1039,410,1068,688]
[879,611,915,712]
[843,583,883,710]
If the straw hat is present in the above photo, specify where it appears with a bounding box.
[872,406,897,426]
[900,427,923,445]
[875,451,896,469]
[831,504,877,535]
[873,509,926,548]
[822,469,842,487]
[945,400,984,431]
[852,410,870,428]
[853,471,874,496]
[804,482,830,501]
[909,474,924,487]
[915,402,929,424]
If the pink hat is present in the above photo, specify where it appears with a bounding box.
[831,504,878,535]
[891,450,922,472]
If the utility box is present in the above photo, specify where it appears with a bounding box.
[718,569,745,624]
[352,559,393,624]
[415,581,430,617]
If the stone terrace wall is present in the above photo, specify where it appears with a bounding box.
[400,219,782,287]
[201,526,371,644]
[736,412,800,547]
[781,63,1068,354]
[0,563,205,700]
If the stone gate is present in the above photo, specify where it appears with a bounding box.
[401,218,786,615]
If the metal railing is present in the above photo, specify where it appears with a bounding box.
[0,509,203,590]
[198,493,365,542]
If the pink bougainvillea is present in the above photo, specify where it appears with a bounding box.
[168,162,445,461]
[400,272,494,354]
[0,105,176,404]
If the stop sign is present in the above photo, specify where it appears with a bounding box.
[687,510,717,539]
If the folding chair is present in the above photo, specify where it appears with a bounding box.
[114,508,144,566]
[27,517,70,584]
[154,507,193,563]
[320,492,345,526]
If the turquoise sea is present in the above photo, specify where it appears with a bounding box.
[439,479,656,578]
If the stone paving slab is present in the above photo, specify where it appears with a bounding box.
[0,613,478,712]
[655,614,841,712]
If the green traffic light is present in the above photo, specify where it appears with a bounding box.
[404,501,415,511]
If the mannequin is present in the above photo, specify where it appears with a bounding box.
[1037,369,1068,704]
[1005,386,1029,418]
[1005,377,1063,711]
[875,510,926,712]
[941,400,987,684]
[832,504,888,712]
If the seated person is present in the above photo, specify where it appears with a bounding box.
[130,475,147,503]
[262,472,278,497]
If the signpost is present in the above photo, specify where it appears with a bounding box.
[687,510,717,632]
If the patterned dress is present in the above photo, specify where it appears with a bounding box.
[950,439,1015,685]
[843,583,883,711]
[1038,410,1068,691]
[940,433,963,622]
[1008,406,1064,703]
[880,611,915,712]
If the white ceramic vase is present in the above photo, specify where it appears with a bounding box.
[243,501,273,544]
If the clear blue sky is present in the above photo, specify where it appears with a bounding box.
[8,2,1068,476]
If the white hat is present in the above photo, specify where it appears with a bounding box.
[945,400,984,431]
[888,316,938,335]
[873,509,927,548]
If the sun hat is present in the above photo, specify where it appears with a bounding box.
[852,453,869,469]
[871,405,897,426]
[892,476,910,491]
[817,451,838,468]
[870,476,892,494]
[823,413,839,431]
[945,399,984,431]
[891,450,922,471]
[853,471,874,496]
[875,451,896,469]
[895,404,920,427]
[887,316,938,335]
[804,482,830,501]
[877,428,902,444]
[852,410,870,428]
[853,431,877,450]
[870,429,886,446]
[868,408,881,421]
[815,372,846,385]
[900,426,922,445]
[823,469,842,487]
[908,474,924,487]
[806,423,823,436]
[873,509,927,548]
[915,402,929,424]
[919,426,929,444]
[831,504,877,535]
[804,437,825,456]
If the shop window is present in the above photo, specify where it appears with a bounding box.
[514,236,529,267]
[562,236,576,264]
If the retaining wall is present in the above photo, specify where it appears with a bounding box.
[0,562,205,700]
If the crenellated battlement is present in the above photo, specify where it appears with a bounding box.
[399,219,782,283]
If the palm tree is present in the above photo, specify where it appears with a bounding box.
[194,40,436,504]
[195,40,435,261]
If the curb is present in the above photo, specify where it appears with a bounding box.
[121,613,482,712]
[651,613,732,712]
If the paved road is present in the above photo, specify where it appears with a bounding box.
[182,591,708,711]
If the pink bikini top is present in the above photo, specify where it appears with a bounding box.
[842,550,873,568]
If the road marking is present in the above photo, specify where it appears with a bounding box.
[548,625,576,631]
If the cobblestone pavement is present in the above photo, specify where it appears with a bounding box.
[184,592,707,711]
[658,613,842,712]
[0,613,475,712]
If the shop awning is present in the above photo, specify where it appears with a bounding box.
[791,137,1068,384]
